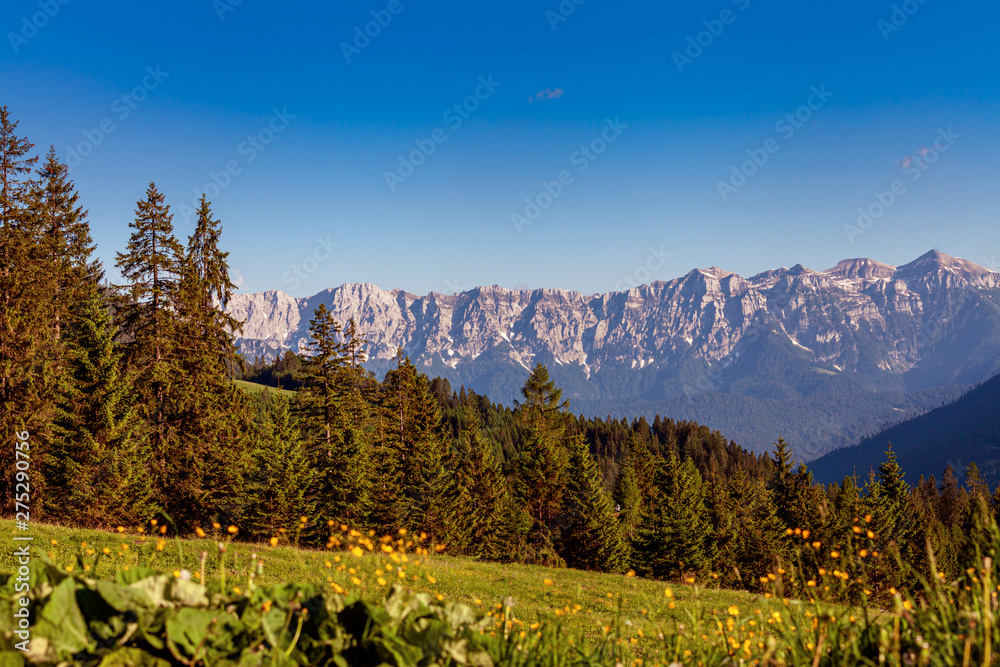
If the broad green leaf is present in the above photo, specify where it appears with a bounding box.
[164,607,217,658]
[114,567,160,586]
[165,607,246,662]
[97,647,171,666]
[127,575,171,608]
[0,650,27,667]
[94,580,155,613]
[166,578,208,608]
[33,577,91,659]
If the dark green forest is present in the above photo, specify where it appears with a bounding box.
[3,105,998,605]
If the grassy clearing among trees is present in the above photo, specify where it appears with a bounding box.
[233,379,296,400]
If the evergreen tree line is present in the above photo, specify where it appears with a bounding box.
[420,373,1000,601]
[3,106,996,603]
[235,350,304,390]
[1,106,257,530]
[243,343,1000,602]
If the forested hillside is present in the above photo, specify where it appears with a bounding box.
[811,371,1000,485]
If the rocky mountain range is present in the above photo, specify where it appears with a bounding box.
[227,250,1000,460]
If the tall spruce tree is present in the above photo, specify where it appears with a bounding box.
[297,304,343,449]
[615,451,642,545]
[167,237,254,527]
[936,464,967,530]
[378,356,449,539]
[859,448,919,592]
[181,196,243,364]
[48,287,153,527]
[514,365,570,543]
[115,182,184,461]
[0,107,46,514]
[770,438,824,534]
[516,363,569,447]
[297,305,370,529]
[708,468,788,585]
[555,434,627,572]
[25,149,103,517]
[440,416,514,558]
[33,148,100,336]
[244,394,315,540]
[335,318,375,481]
[634,453,712,579]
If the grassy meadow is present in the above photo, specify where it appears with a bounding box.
[233,379,296,399]
[0,519,800,661]
[4,517,999,665]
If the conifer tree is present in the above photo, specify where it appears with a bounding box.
[0,107,45,513]
[297,305,370,529]
[615,452,642,544]
[24,150,103,516]
[936,464,967,529]
[378,356,449,538]
[336,318,374,459]
[859,448,919,591]
[878,445,913,534]
[828,475,864,546]
[514,365,571,536]
[369,369,406,533]
[959,483,993,570]
[772,437,794,481]
[0,105,37,243]
[297,304,344,449]
[556,434,627,572]
[33,148,101,337]
[115,182,184,457]
[181,196,243,364]
[634,453,712,579]
[964,462,988,499]
[170,200,259,526]
[1,141,100,515]
[516,363,569,447]
[187,196,237,308]
[770,438,824,535]
[440,416,514,558]
[47,287,154,527]
[708,468,788,585]
[244,394,315,540]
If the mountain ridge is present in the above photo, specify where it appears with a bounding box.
[227,250,1000,459]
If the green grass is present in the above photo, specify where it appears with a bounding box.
[1,519,794,659]
[8,519,994,665]
[233,379,295,398]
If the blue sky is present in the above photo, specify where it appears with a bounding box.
[2,0,998,297]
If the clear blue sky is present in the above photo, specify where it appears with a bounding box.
[2,1,998,297]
